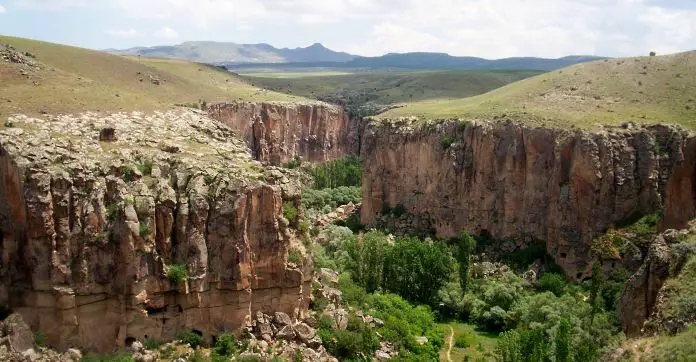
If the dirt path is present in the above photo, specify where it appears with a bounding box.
[446,325,454,362]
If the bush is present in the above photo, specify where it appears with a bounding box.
[392,203,406,217]
[80,353,135,362]
[283,201,299,224]
[33,331,46,347]
[284,156,301,169]
[538,273,566,296]
[139,222,149,238]
[301,186,361,213]
[288,250,302,265]
[168,264,188,284]
[142,338,160,350]
[442,135,455,149]
[213,333,237,357]
[136,159,154,176]
[646,325,696,361]
[455,334,470,348]
[176,330,203,349]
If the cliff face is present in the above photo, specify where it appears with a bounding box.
[208,102,361,166]
[360,119,696,279]
[0,110,312,352]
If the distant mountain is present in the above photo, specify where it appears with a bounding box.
[108,41,358,64]
[341,52,605,70]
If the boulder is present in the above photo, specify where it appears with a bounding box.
[292,323,316,343]
[274,312,293,326]
[98,126,117,141]
[1,313,34,353]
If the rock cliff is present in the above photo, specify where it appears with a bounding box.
[0,110,312,352]
[360,119,696,279]
[208,102,362,166]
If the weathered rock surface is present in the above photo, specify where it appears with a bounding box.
[361,119,696,279]
[208,102,363,166]
[0,109,312,352]
[618,232,675,336]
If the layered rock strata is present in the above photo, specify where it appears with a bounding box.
[360,119,696,279]
[208,102,362,166]
[0,109,312,352]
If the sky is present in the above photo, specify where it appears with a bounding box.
[0,0,695,59]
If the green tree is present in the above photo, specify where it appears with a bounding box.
[555,318,571,362]
[538,273,566,296]
[590,261,605,319]
[496,330,522,362]
[458,232,476,293]
[382,237,455,305]
[345,231,388,293]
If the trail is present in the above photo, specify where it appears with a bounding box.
[446,325,454,362]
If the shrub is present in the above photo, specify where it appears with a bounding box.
[33,331,46,347]
[538,273,566,296]
[442,135,455,149]
[392,203,406,217]
[288,250,302,265]
[139,222,149,238]
[310,155,362,189]
[213,333,237,357]
[298,220,310,234]
[176,330,203,349]
[284,156,301,169]
[168,264,188,284]
[122,167,135,183]
[142,338,160,350]
[283,202,299,224]
[80,353,135,362]
[136,159,154,176]
[455,334,470,348]
[106,204,119,222]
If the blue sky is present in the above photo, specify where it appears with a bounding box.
[0,0,695,58]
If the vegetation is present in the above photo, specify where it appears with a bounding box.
[240,69,542,116]
[167,264,189,284]
[176,330,204,349]
[283,201,299,224]
[80,353,134,362]
[382,52,696,130]
[644,326,696,361]
[309,155,362,189]
[0,35,301,119]
[138,222,149,238]
[33,331,47,348]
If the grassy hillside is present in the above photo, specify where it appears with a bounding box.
[0,35,302,118]
[382,51,696,129]
[240,69,542,107]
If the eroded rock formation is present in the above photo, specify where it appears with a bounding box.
[0,110,312,352]
[208,102,362,166]
[360,119,696,279]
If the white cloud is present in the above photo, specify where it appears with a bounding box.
[153,26,179,39]
[105,28,138,37]
[7,0,696,57]
[0,4,5,13]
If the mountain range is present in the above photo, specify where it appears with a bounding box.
[108,41,605,70]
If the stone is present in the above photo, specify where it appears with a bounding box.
[375,350,391,360]
[67,348,82,361]
[292,323,316,343]
[99,126,118,141]
[1,313,35,353]
[415,336,428,345]
[275,325,295,340]
[274,312,293,326]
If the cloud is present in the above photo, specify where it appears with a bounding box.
[0,4,5,13]
[153,27,179,39]
[12,0,90,11]
[105,28,138,37]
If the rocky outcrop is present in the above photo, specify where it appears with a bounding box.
[618,232,675,336]
[208,102,362,166]
[0,110,312,352]
[361,119,696,279]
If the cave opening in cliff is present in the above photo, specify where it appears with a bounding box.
[125,337,136,347]
[146,305,166,315]
[0,305,12,320]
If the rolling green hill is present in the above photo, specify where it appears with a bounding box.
[382,51,696,129]
[0,35,303,118]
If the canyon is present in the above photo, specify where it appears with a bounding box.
[0,110,312,352]
[359,119,696,280]
[208,102,362,166]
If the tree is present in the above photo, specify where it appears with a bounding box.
[590,261,605,320]
[345,231,388,293]
[496,330,522,362]
[457,232,476,293]
[538,273,566,296]
[555,318,571,362]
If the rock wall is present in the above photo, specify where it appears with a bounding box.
[360,119,696,279]
[0,110,312,352]
[208,102,362,166]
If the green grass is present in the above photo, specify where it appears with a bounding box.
[440,322,499,361]
[241,69,542,106]
[0,35,304,119]
[383,51,696,130]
